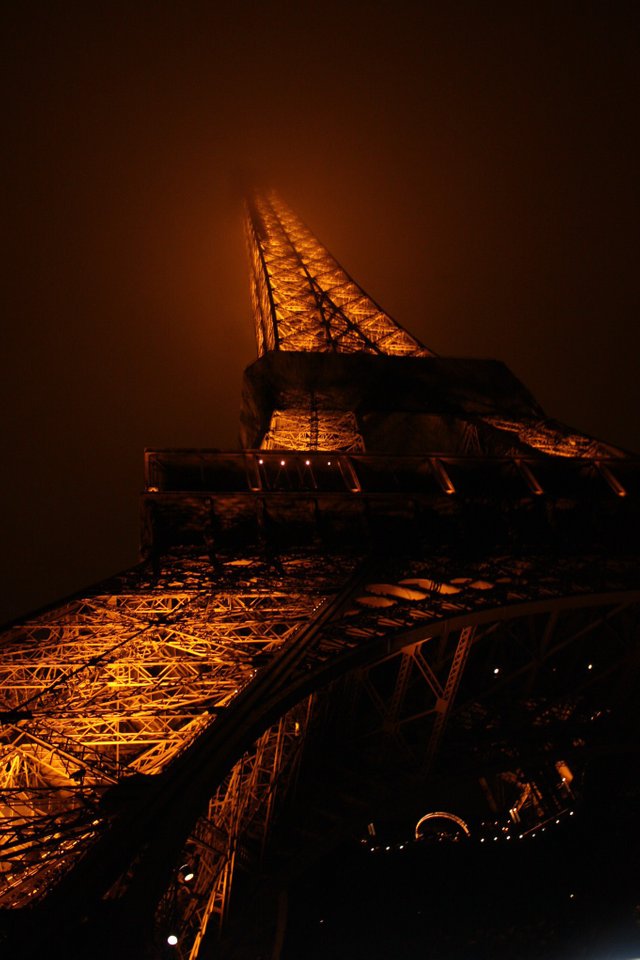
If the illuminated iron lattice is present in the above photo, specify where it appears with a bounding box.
[0,551,349,930]
[483,416,624,459]
[3,191,640,960]
[262,408,364,452]
[155,697,314,959]
[246,191,432,358]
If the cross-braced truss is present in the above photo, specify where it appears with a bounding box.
[340,596,639,770]
[154,697,313,959]
[0,551,350,911]
[1,545,639,960]
[262,408,364,452]
[246,192,432,358]
[483,415,625,459]
[3,191,639,960]
[252,553,640,880]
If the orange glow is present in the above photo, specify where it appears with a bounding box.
[555,760,574,784]
[415,811,471,840]
[261,408,364,451]
[484,416,623,460]
[246,192,433,358]
[0,554,334,912]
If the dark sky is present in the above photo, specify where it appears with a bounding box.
[2,1,639,624]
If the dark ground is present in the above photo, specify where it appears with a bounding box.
[282,758,640,960]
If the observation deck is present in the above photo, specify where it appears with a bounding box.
[142,449,640,551]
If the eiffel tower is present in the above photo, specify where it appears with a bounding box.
[1,192,639,959]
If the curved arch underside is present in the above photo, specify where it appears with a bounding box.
[4,189,639,960]
[2,546,639,959]
[414,812,471,839]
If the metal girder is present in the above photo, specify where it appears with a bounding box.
[262,408,365,452]
[424,625,476,772]
[2,191,639,960]
[2,546,639,959]
[245,192,432,359]
[484,415,623,459]
[154,697,313,959]
[318,595,640,790]
[0,551,355,913]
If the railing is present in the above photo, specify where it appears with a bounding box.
[144,449,640,500]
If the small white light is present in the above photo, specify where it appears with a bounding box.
[305,459,310,465]
[258,459,264,465]
[184,871,194,882]
[493,667,500,675]
[167,934,178,946]
[280,460,286,466]
[327,461,332,466]
[587,663,593,670]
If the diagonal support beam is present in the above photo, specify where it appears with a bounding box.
[424,625,476,773]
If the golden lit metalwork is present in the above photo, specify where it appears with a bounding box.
[262,408,364,451]
[2,531,639,955]
[157,698,314,958]
[0,551,342,911]
[483,415,626,458]
[246,192,432,358]
[3,194,640,960]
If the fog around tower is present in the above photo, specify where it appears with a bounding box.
[2,1,639,623]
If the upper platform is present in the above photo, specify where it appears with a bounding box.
[142,194,635,550]
[243,194,625,459]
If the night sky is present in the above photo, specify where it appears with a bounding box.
[2,1,639,624]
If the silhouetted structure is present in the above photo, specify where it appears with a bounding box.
[1,193,639,959]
